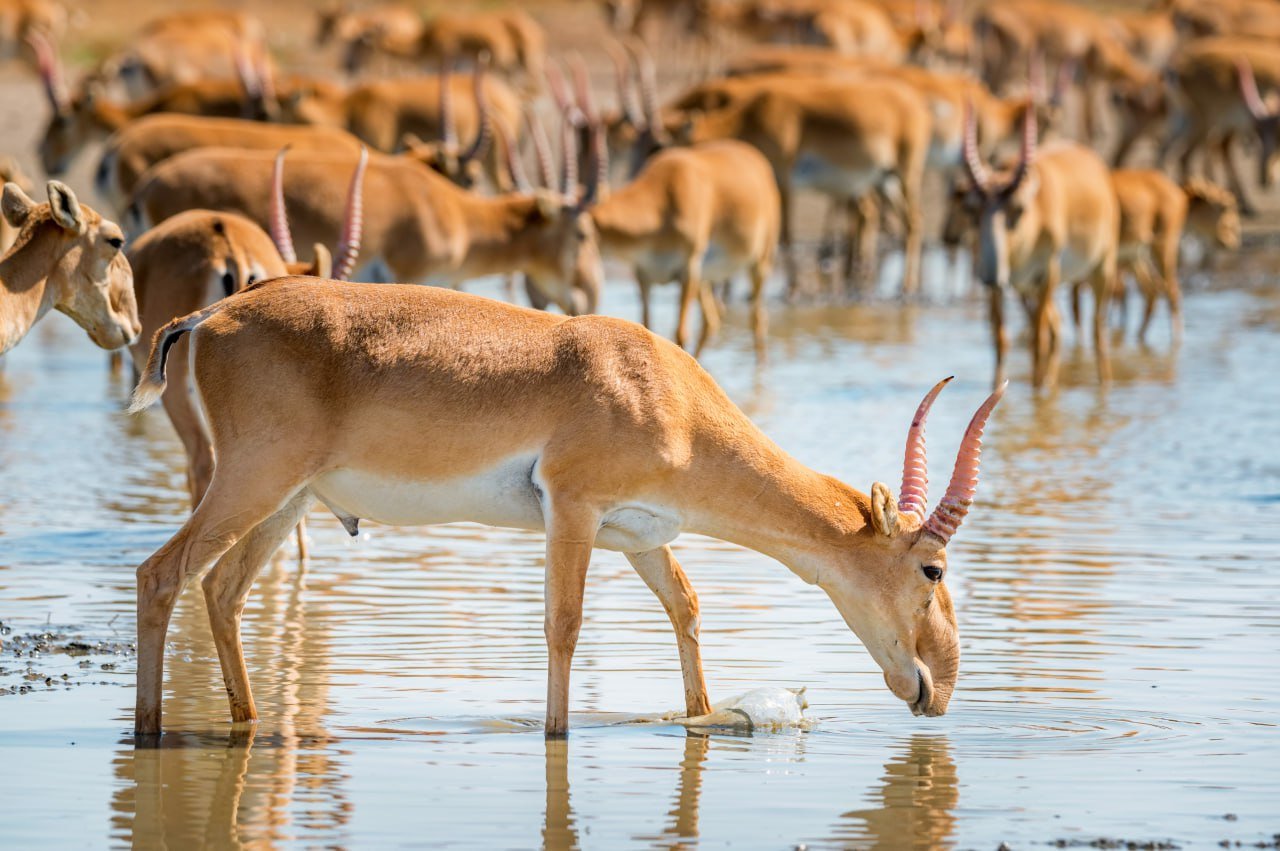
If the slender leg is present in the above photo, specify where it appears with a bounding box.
[988,284,1009,389]
[136,473,304,735]
[693,281,721,358]
[294,517,309,570]
[1091,257,1115,384]
[524,275,552,311]
[626,547,711,718]
[1033,257,1062,389]
[1132,258,1160,344]
[900,182,924,298]
[1162,236,1184,343]
[749,260,769,363]
[636,269,654,330]
[778,177,800,299]
[1218,132,1256,216]
[543,500,599,737]
[203,490,314,724]
[674,256,703,352]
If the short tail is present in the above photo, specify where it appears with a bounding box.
[127,303,222,413]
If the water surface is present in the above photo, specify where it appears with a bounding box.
[0,269,1277,848]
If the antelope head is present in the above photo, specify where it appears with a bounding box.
[29,29,86,177]
[505,100,605,316]
[957,101,1038,289]
[820,378,1006,717]
[401,58,493,190]
[2,181,139,350]
[269,146,367,280]
[1236,59,1280,188]
[1183,178,1241,251]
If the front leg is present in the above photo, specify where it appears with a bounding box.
[626,547,711,717]
[543,501,599,737]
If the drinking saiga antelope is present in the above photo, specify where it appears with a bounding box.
[128,274,1006,735]
[1,179,138,356]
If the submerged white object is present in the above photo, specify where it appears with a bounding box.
[679,687,809,731]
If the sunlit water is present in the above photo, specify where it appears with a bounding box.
[0,263,1277,849]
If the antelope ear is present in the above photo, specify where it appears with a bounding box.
[47,180,84,233]
[531,189,560,221]
[2,182,37,228]
[310,243,333,278]
[870,482,899,538]
[399,131,426,152]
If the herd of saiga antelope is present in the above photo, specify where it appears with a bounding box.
[0,0,1271,738]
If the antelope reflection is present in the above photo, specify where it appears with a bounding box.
[835,735,959,850]
[111,552,350,847]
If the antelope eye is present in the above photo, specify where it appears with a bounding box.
[922,565,944,583]
[105,236,124,251]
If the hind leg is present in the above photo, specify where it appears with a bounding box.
[203,490,315,724]
[693,282,721,358]
[626,546,711,717]
[136,460,313,735]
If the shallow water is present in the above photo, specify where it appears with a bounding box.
[0,268,1278,849]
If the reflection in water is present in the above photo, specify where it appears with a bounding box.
[836,736,958,850]
[1,280,1278,847]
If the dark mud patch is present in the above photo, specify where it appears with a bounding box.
[0,621,134,696]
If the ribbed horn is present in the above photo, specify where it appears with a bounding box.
[961,99,990,192]
[527,111,556,189]
[1237,58,1276,121]
[580,117,608,208]
[269,145,297,264]
[546,61,583,128]
[607,40,644,128]
[898,377,953,522]
[496,119,531,192]
[627,37,664,136]
[922,381,1008,543]
[461,57,492,163]
[1052,56,1076,108]
[439,56,457,150]
[560,112,578,198]
[1001,101,1036,196]
[333,146,368,281]
[570,54,598,124]
[1028,49,1046,103]
[26,30,68,113]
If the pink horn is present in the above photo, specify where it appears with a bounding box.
[962,99,990,192]
[462,57,492,163]
[898,376,954,522]
[496,119,532,192]
[607,40,644,128]
[269,146,297,264]
[1028,49,1046,103]
[922,381,1008,543]
[560,111,579,198]
[546,61,584,128]
[1236,59,1276,121]
[570,54,598,125]
[333,146,368,281]
[25,30,68,113]
[1052,56,1076,108]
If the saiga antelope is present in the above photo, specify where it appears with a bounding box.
[128,276,1006,736]
[280,63,520,191]
[1109,168,1187,343]
[105,10,269,98]
[954,108,1118,388]
[0,179,138,356]
[127,146,604,315]
[0,0,64,69]
[125,146,366,507]
[94,114,364,215]
[1165,38,1280,213]
[30,31,277,177]
[674,73,932,297]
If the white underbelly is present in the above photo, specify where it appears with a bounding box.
[312,455,544,531]
[310,456,685,553]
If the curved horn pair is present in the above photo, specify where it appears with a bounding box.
[569,55,606,205]
[527,111,557,190]
[439,56,458,150]
[961,100,1036,197]
[461,58,492,164]
[269,146,367,281]
[897,379,1008,545]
